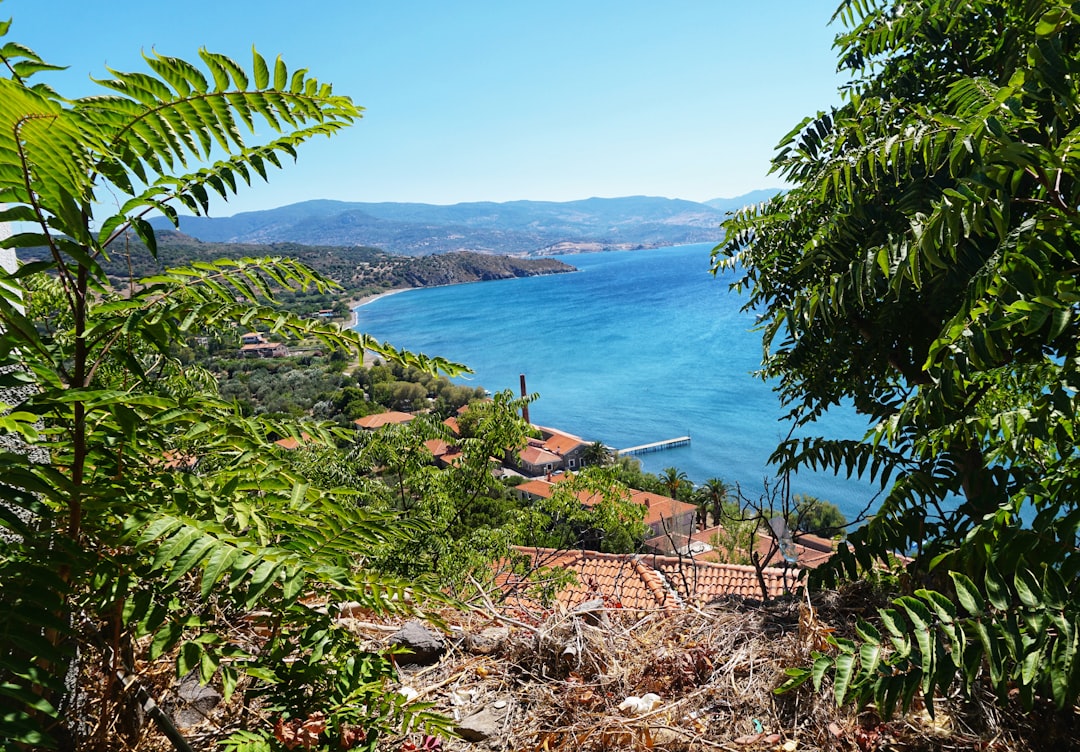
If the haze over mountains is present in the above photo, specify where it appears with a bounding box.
[151,190,779,256]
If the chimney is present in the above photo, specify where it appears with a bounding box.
[520,373,530,424]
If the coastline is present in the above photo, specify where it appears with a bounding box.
[346,288,410,330]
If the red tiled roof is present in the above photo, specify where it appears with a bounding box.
[646,554,792,601]
[689,526,839,570]
[518,480,695,528]
[354,411,415,429]
[516,478,557,497]
[497,546,795,612]
[443,416,460,435]
[519,445,562,466]
[160,450,199,471]
[423,438,464,465]
[240,342,283,351]
[628,490,698,528]
[516,476,603,507]
[752,534,836,569]
[424,439,451,458]
[794,532,835,552]
[273,432,313,450]
[535,426,585,455]
[504,547,678,611]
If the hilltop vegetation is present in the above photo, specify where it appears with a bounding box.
[29,231,576,315]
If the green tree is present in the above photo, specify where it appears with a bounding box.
[659,466,689,501]
[514,468,649,554]
[789,494,846,539]
[697,476,731,528]
[582,440,613,467]
[717,0,1080,717]
[0,21,460,749]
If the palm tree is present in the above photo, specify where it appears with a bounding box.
[582,441,613,467]
[701,477,732,528]
[660,466,689,500]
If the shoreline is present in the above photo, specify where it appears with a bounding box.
[344,265,581,329]
[345,288,410,330]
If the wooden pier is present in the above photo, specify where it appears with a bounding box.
[618,436,691,456]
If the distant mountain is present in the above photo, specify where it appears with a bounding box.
[148,193,772,256]
[703,189,782,215]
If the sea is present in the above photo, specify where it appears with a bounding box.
[354,243,881,523]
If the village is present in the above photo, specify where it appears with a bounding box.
[327,389,843,610]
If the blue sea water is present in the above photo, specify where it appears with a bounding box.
[355,243,880,522]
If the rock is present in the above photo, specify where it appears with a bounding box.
[571,598,610,627]
[457,707,505,742]
[390,620,445,666]
[466,626,509,655]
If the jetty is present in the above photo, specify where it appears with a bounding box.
[618,436,691,456]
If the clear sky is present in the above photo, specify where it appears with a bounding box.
[5,1,846,216]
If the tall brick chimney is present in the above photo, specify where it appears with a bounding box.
[520,373,530,424]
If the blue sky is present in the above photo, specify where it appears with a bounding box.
[6,1,845,216]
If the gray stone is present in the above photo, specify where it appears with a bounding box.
[571,598,610,627]
[390,620,445,666]
[466,626,509,655]
[457,707,505,742]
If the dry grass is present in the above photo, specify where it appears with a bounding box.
[129,583,1080,751]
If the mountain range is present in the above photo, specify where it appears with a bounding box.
[150,190,779,256]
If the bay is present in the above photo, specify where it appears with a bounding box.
[355,243,879,522]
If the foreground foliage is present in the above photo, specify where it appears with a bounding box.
[0,18,461,750]
[714,0,1080,717]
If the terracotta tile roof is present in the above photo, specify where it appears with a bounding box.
[240,342,284,351]
[628,490,698,529]
[642,533,718,559]
[535,426,586,455]
[516,478,557,497]
[689,526,839,570]
[497,546,795,612]
[160,450,199,471]
[423,439,464,466]
[516,477,604,507]
[354,411,415,429]
[518,480,696,529]
[518,445,562,467]
[794,532,836,552]
[273,432,313,450]
[504,547,679,611]
[424,439,452,458]
[443,416,460,435]
[646,554,792,601]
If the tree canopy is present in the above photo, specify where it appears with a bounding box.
[714,0,1080,716]
[0,16,463,749]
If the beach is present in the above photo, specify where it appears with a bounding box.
[346,289,409,330]
[347,289,411,366]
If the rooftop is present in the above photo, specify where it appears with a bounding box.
[354,411,415,429]
[504,546,678,611]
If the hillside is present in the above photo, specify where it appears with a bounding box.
[146,194,766,256]
[24,233,576,303]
